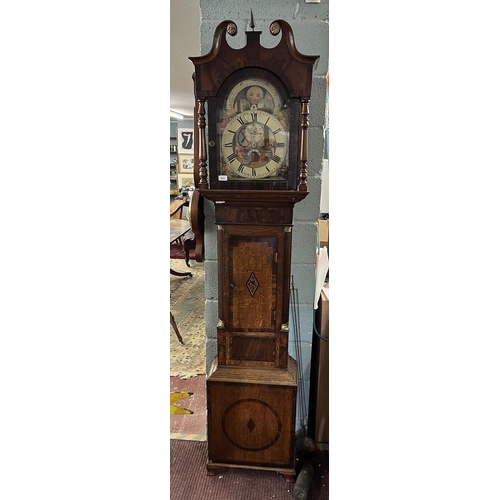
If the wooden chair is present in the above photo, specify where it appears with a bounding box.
[170,198,189,246]
[170,312,183,344]
[170,199,189,344]
[170,198,188,219]
[179,193,197,267]
[169,192,203,343]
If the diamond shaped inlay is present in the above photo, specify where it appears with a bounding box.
[247,418,256,433]
[246,272,259,297]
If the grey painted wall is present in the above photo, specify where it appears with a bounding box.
[170,119,195,138]
[198,0,329,430]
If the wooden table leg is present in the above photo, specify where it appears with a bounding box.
[170,312,184,344]
[170,268,192,277]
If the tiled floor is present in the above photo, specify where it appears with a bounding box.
[170,375,207,441]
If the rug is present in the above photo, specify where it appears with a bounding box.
[170,260,206,378]
[170,241,195,260]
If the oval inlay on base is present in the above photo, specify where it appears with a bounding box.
[222,398,282,452]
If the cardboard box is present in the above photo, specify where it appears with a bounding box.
[319,219,329,251]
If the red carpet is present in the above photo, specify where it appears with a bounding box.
[170,241,195,260]
[170,375,207,441]
[170,440,329,499]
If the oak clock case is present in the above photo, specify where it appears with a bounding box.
[189,18,318,483]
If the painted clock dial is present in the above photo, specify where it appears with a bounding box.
[217,77,290,182]
[221,110,287,179]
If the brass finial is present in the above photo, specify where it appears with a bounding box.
[226,22,237,36]
[270,21,281,36]
[250,10,255,31]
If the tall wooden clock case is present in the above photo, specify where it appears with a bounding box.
[189,16,319,482]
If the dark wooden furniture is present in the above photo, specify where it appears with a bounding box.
[188,183,205,263]
[170,312,184,344]
[180,229,196,267]
[170,198,189,220]
[170,219,193,278]
[170,195,204,266]
[170,219,192,343]
[189,16,318,482]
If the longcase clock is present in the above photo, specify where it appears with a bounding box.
[189,15,318,482]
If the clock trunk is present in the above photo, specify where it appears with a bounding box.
[216,224,291,369]
[202,190,306,481]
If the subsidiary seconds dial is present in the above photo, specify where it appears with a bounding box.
[221,110,287,179]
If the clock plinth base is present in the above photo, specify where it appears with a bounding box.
[206,356,298,481]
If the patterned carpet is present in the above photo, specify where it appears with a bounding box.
[170,259,206,378]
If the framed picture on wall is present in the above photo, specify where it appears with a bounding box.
[177,173,195,189]
[177,128,194,154]
[178,154,195,173]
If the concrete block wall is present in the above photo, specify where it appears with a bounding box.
[198,0,329,429]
